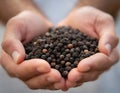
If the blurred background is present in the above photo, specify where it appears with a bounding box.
[0,0,120,93]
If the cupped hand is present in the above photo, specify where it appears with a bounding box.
[58,6,119,88]
[1,11,65,90]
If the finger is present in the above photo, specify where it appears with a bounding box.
[108,48,119,64]
[66,68,83,88]
[46,78,66,90]
[78,48,119,72]
[44,85,58,90]
[45,78,67,91]
[67,68,82,83]
[15,59,51,81]
[2,19,26,63]
[1,50,17,76]
[66,80,77,89]
[65,68,82,88]
[73,83,83,88]
[68,68,101,82]
[53,78,66,90]
[77,53,111,72]
[95,14,119,55]
[67,68,101,86]
[76,71,102,83]
[25,69,62,89]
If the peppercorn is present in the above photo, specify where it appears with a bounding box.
[24,26,99,79]
[65,62,71,67]
[62,71,68,78]
[84,49,89,53]
[60,55,65,59]
[41,55,46,59]
[65,66,72,71]
[42,49,48,54]
[55,65,60,70]
[67,44,73,49]
[47,57,52,62]
[51,62,56,67]
[45,32,50,37]
[74,61,79,67]
[61,60,65,65]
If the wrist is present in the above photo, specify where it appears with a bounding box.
[74,0,120,18]
[8,10,53,28]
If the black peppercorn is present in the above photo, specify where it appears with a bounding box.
[47,57,52,62]
[42,49,48,54]
[62,71,68,78]
[60,55,65,59]
[51,62,56,67]
[24,26,99,78]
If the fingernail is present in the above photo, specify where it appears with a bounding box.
[12,51,20,63]
[76,76,82,82]
[54,84,60,89]
[37,66,45,72]
[105,44,112,55]
[82,66,91,72]
[54,78,65,89]
[37,67,43,73]
[47,77,55,83]
[37,64,50,73]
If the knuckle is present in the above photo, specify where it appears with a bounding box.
[7,17,17,26]
[25,81,46,90]
[104,14,113,21]
[89,74,99,81]
[110,35,119,47]
[25,82,37,90]
[91,76,98,81]
[2,38,13,52]
[90,76,97,81]
[115,36,119,46]
[27,84,37,90]
[27,84,45,90]
[7,72,16,77]
[5,68,16,77]
[2,66,16,77]
[0,52,16,77]
[98,13,114,25]
[7,17,19,27]
[7,17,25,30]
[96,13,114,28]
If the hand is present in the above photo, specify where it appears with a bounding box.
[1,11,65,90]
[58,6,119,89]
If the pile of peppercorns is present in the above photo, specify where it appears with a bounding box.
[24,26,99,78]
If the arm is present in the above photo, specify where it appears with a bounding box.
[76,0,120,18]
[0,0,46,24]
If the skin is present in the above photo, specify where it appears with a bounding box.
[76,0,120,18]
[0,0,43,24]
[58,7,119,89]
[0,0,119,91]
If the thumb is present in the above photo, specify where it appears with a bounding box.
[2,21,25,64]
[2,37,25,64]
[97,20,119,55]
[98,32,119,55]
